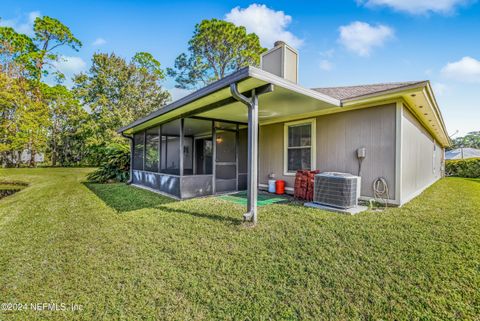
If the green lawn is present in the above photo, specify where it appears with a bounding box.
[0,168,479,320]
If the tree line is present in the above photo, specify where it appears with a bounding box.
[450,131,480,150]
[1,16,265,167]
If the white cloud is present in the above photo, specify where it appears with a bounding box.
[320,49,335,58]
[432,82,448,96]
[358,0,470,15]
[52,56,87,74]
[92,38,106,46]
[169,87,193,101]
[338,21,394,57]
[441,56,480,82]
[319,59,334,71]
[225,4,303,48]
[0,11,40,36]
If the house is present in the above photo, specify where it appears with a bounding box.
[1,150,44,167]
[118,41,450,222]
[445,147,480,160]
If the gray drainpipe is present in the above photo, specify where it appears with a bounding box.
[121,132,134,185]
[230,83,258,225]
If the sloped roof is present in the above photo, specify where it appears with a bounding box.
[445,148,480,160]
[312,81,425,101]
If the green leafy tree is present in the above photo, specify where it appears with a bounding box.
[167,19,266,89]
[0,77,50,167]
[31,16,82,82]
[73,52,170,163]
[0,25,36,78]
[42,84,86,166]
[0,72,29,166]
[451,131,480,150]
[0,15,81,167]
[17,92,50,166]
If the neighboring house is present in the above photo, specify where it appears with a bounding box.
[445,148,480,160]
[1,150,44,167]
[118,41,450,219]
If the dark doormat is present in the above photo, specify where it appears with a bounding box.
[218,191,288,206]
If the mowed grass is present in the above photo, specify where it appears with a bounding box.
[0,168,479,320]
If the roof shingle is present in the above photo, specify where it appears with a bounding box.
[312,81,425,101]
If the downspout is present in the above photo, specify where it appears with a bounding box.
[121,132,134,185]
[230,83,258,225]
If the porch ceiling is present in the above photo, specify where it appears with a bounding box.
[119,66,340,135]
[123,77,264,134]
[197,85,338,124]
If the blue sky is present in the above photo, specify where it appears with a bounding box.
[1,0,479,136]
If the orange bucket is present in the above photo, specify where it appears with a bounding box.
[275,180,285,195]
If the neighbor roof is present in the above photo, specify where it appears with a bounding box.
[312,81,426,101]
[445,148,480,160]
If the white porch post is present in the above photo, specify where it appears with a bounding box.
[230,84,259,224]
[247,91,258,224]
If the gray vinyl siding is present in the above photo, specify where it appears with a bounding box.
[259,122,292,185]
[259,103,396,199]
[401,106,443,202]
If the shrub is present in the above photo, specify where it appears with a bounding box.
[445,158,480,178]
[87,143,130,183]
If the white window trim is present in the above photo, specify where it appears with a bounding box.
[283,118,316,176]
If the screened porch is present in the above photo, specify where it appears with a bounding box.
[131,117,248,199]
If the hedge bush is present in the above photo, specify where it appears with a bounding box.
[445,158,480,178]
[87,143,130,183]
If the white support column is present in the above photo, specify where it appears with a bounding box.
[247,91,258,224]
[395,100,403,205]
[230,83,273,224]
[230,84,259,224]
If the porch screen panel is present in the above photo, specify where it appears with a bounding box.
[145,126,160,172]
[183,118,213,175]
[160,119,181,175]
[216,131,236,163]
[287,123,312,172]
[238,128,248,173]
[133,132,144,171]
[215,129,237,193]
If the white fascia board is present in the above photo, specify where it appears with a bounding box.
[248,66,341,106]
[423,83,451,146]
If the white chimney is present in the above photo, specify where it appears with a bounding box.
[260,41,298,84]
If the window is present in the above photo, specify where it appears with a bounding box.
[284,119,316,174]
[133,132,144,171]
[145,126,160,172]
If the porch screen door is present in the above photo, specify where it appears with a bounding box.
[214,129,237,193]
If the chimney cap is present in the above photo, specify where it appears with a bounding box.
[274,40,286,47]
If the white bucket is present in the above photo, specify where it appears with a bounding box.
[268,179,276,193]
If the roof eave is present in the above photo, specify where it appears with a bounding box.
[342,81,451,147]
[340,81,429,104]
[117,67,251,134]
[118,66,341,134]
